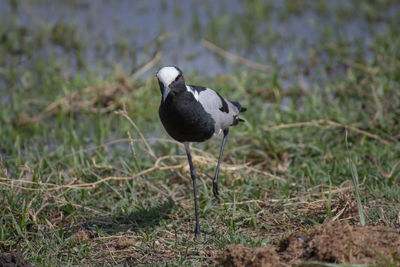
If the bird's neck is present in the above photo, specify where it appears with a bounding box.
[173,82,187,94]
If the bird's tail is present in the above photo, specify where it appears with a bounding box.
[231,101,246,125]
[231,101,247,113]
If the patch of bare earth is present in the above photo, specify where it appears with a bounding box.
[0,252,36,267]
[220,221,400,266]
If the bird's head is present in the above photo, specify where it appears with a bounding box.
[156,66,185,102]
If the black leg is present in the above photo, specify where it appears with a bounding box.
[184,143,200,237]
[213,128,229,199]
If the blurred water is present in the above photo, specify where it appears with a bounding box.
[0,0,398,83]
[1,0,242,76]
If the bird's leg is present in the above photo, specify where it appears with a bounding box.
[184,143,201,237]
[213,128,229,199]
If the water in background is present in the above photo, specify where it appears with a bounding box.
[0,0,399,85]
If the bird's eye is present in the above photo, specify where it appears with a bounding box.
[175,75,180,82]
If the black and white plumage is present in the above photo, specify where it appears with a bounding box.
[156,66,246,237]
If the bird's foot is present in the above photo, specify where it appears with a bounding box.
[212,180,220,199]
[204,173,220,200]
[194,227,211,238]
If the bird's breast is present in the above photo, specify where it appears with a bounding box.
[159,94,215,142]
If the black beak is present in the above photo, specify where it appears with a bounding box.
[162,86,170,102]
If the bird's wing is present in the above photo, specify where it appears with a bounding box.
[188,85,240,133]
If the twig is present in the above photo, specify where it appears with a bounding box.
[332,204,349,221]
[19,82,128,125]
[244,165,287,182]
[0,155,185,191]
[341,58,379,75]
[131,50,162,80]
[105,243,118,265]
[328,43,378,75]
[20,1,46,28]
[115,107,157,160]
[224,184,357,206]
[52,196,107,216]
[131,33,172,79]
[264,119,395,146]
[201,39,270,72]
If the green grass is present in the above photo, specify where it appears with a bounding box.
[1,1,400,266]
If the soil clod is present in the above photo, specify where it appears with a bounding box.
[0,252,36,267]
[221,221,400,266]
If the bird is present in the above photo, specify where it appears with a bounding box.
[156,66,246,237]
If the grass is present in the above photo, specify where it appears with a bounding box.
[1,0,400,266]
[346,133,366,227]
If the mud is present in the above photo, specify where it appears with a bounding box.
[223,245,282,267]
[221,221,400,266]
[0,252,36,267]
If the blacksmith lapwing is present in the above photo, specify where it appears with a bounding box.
[156,66,246,237]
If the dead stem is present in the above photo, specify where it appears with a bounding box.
[201,39,271,72]
[19,82,130,125]
[264,119,395,146]
[115,107,157,160]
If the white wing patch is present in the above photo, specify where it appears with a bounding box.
[157,67,180,87]
[195,87,240,136]
[186,85,199,101]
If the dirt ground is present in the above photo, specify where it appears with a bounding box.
[0,252,36,267]
[220,221,400,266]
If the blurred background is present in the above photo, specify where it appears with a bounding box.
[1,0,398,86]
[0,1,400,265]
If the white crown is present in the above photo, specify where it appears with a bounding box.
[157,66,180,87]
